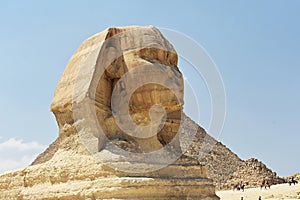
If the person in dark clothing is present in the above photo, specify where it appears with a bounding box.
[240,184,245,192]
[260,180,265,189]
[265,180,270,189]
[288,177,298,185]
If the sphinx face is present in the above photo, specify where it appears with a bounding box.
[51,26,184,153]
[93,27,184,152]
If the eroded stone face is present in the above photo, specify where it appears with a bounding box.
[52,26,184,153]
[0,26,220,200]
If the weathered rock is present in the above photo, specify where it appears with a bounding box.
[0,140,217,200]
[51,26,183,153]
[0,26,219,200]
[182,117,285,190]
[183,122,244,190]
[225,158,285,188]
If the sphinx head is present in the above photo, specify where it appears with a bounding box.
[51,26,184,153]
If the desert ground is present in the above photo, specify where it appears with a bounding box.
[216,183,300,200]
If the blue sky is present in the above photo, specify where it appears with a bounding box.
[0,1,299,176]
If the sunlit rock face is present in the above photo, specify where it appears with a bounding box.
[0,26,220,200]
[51,26,184,153]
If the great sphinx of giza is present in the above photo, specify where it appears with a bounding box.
[0,26,219,200]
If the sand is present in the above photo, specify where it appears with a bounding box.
[216,183,300,200]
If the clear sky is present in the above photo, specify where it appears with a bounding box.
[0,1,299,176]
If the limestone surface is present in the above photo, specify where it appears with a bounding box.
[0,26,219,200]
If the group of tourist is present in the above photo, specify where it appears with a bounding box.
[236,177,298,200]
[260,179,271,189]
[233,179,271,192]
[240,196,261,200]
[233,182,246,192]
